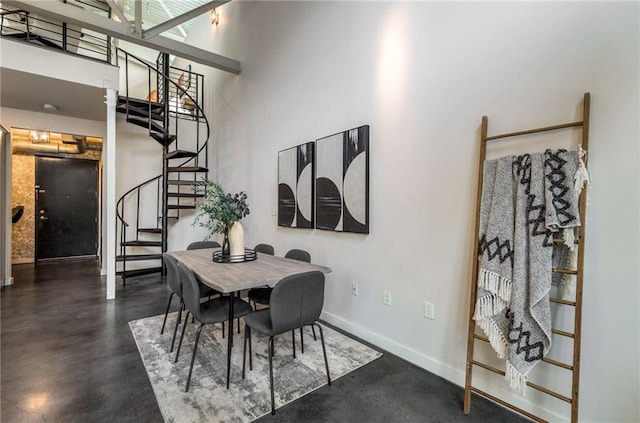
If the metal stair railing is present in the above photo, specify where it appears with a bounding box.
[115,48,210,281]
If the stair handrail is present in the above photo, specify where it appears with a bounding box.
[115,47,211,163]
[115,174,161,228]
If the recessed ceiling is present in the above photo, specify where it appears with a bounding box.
[0,68,107,122]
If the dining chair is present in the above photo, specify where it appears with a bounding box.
[185,241,233,331]
[247,243,275,308]
[247,248,317,353]
[186,240,221,250]
[248,248,309,307]
[160,254,221,351]
[254,243,275,255]
[242,270,331,415]
[174,262,253,392]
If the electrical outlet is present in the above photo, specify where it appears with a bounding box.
[383,290,391,306]
[351,283,359,296]
[424,301,435,320]
[271,206,277,216]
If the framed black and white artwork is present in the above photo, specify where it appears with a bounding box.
[315,125,369,234]
[278,142,315,228]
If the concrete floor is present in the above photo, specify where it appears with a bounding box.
[1,261,526,422]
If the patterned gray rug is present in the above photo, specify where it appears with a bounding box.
[130,313,382,423]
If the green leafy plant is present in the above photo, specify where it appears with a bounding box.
[193,179,250,237]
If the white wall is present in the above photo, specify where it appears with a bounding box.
[183,2,639,422]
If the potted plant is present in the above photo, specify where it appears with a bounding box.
[193,179,250,257]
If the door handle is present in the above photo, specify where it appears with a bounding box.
[40,216,49,221]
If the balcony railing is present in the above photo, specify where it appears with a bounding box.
[0,5,112,64]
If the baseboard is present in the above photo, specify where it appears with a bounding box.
[12,258,33,264]
[2,277,14,286]
[320,310,568,423]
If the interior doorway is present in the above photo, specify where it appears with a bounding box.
[35,156,99,261]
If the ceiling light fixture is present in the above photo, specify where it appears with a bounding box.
[211,9,219,26]
[30,130,50,144]
[43,103,58,112]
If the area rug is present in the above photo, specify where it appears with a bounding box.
[129,313,382,423]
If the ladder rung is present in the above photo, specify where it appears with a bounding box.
[470,386,547,423]
[550,297,576,306]
[553,238,579,245]
[526,381,572,403]
[471,361,572,403]
[552,268,578,275]
[552,328,574,338]
[541,357,573,371]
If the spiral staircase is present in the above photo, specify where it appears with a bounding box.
[115,49,210,284]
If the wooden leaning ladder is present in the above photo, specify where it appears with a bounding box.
[463,93,590,423]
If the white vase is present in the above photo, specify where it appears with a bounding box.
[229,221,245,256]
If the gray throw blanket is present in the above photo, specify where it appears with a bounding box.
[474,148,588,395]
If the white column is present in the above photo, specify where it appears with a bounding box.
[105,88,117,299]
[0,125,13,286]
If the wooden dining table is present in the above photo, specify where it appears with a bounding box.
[167,248,332,388]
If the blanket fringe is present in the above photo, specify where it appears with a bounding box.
[575,146,591,201]
[473,295,508,319]
[477,318,508,359]
[506,361,528,396]
[478,269,512,303]
[558,248,578,300]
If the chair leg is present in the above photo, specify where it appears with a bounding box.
[237,317,241,334]
[160,292,175,334]
[300,327,304,354]
[170,300,184,353]
[185,323,205,392]
[312,325,317,341]
[315,323,331,385]
[175,311,191,363]
[242,325,248,378]
[292,330,296,358]
[222,321,225,338]
[249,327,253,370]
[269,336,276,415]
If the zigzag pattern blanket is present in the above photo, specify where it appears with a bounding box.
[474,148,588,395]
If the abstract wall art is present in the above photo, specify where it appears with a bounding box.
[315,125,369,234]
[278,142,315,228]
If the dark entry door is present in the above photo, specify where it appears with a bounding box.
[36,157,98,260]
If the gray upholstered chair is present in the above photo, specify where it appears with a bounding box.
[174,262,253,392]
[242,270,331,415]
[186,240,221,250]
[254,243,275,255]
[248,248,309,307]
[247,248,317,352]
[161,254,221,351]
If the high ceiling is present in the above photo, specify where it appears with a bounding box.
[111,0,214,41]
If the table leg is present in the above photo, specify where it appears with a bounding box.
[226,292,235,389]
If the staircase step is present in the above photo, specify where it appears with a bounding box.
[117,96,164,113]
[138,228,163,233]
[118,104,164,121]
[168,166,209,173]
[167,192,204,198]
[121,240,162,247]
[167,205,197,210]
[117,267,163,278]
[167,179,205,186]
[126,116,165,133]
[150,133,177,146]
[166,150,197,159]
[116,254,163,262]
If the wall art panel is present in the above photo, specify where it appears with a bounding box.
[278,142,314,228]
[316,125,369,233]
